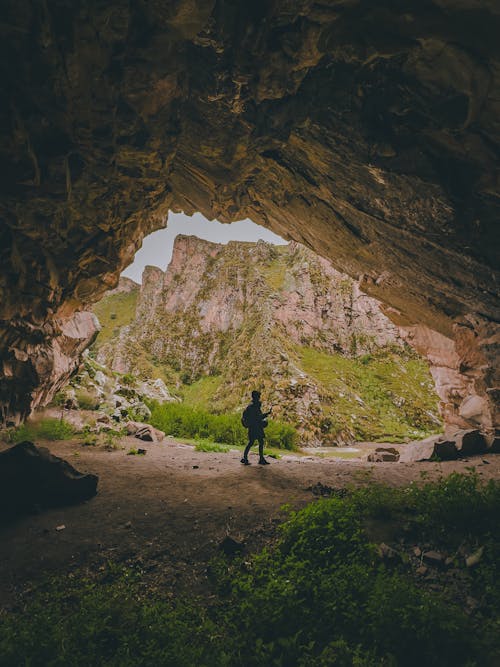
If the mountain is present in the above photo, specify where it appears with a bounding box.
[91,236,440,444]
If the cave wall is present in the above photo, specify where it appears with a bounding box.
[0,0,498,431]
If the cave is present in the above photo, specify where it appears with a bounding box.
[0,0,498,441]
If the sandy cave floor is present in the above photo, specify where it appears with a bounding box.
[1,436,499,608]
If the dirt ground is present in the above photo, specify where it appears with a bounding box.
[1,436,499,608]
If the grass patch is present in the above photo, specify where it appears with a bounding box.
[92,289,138,347]
[1,474,498,666]
[181,376,224,410]
[298,345,441,442]
[148,401,298,451]
[4,418,75,443]
[194,440,232,453]
[74,388,99,410]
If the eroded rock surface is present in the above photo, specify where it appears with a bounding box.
[0,1,498,426]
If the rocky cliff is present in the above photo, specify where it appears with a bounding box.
[94,236,440,444]
[0,1,498,431]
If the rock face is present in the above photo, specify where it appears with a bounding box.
[95,236,441,444]
[0,1,498,428]
[397,323,499,440]
[1,311,99,426]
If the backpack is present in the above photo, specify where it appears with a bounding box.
[241,406,251,428]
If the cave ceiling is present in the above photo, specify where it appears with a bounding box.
[0,0,499,422]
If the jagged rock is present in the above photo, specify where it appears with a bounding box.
[130,402,152,422]
[94,371,107,387]
[465,547,484,568]
[367,447,400,462]
[453,429,487,456]
[0,442,98,516]
[126,421,165,443]
[399,435,458,462]
[0,1,498,427]
[459,396,488,422]
[96,413,111,424]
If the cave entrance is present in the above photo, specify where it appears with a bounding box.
[50,209,443,457]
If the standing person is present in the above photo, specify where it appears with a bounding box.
[241,390,272,465]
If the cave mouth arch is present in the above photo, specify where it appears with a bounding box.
[0,0,498,435]
[87,211,443,447]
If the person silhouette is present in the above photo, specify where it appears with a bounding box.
[241,390,272,465]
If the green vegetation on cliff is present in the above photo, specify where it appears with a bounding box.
[298,346,440,442]
[2,473,498,665]
[92,290,138,346]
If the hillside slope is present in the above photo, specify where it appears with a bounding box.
[92,237,440,444]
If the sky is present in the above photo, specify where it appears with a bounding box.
[121,212,287,283]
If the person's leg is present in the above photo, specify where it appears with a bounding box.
[258,437,269,464]
[241,436,253,463]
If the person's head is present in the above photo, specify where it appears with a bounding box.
[251,390,261,403]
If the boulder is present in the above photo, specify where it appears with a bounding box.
[399,435,458,463]
[130,401,152,421]
[459,395,487,422]
[96,413,111,424]
[486,433,500,453]
[367,447,400,462]
[0,441,98,517]
[453,429,487,456]
[126,421,165,442]
[94,370,107,387]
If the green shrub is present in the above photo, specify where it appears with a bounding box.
[7,418,75,443]
[194,440,232,453]
[148,401,298,450]
[50,391,67,407]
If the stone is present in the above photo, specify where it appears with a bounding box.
[0,441,98,517]
[367,447,400,462]
[399,435,458,462]
[130,402,152,422]
[465,546,484,568]
[413,546,422,557]
[416,565,428,576]
[94,371,107,387]
[126,421,165,442]
[135,427,154,442]
[96,413,111,424]
[453,429,487,456]
[459,395,487,421]
[423,551,444,567]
